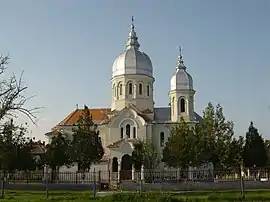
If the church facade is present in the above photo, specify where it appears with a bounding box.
[45,19,202,177]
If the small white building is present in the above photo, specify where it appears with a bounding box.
[45,18,203,181]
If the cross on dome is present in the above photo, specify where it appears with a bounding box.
[177,45,186,70]
[125,16,140,50]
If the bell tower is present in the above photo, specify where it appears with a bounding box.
[169,47,195,122]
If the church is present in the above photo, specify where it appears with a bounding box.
[45,18,203,178]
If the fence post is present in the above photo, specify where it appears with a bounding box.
[240,166,245,200]
[44,165,49,199]
[93,168,96,198]
[1,178,4,199]
[108,169,111,185]
[75,171,78,184]
[98,170,101,191]
[139,165,144,194]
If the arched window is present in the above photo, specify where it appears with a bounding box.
[119,84,122,95]
[172,97,175,115]
[126,124,130,138]
[128,83,132,94]
[112,157,118,172]
[139,83,143,95]
[133,127,136,138]
[147,84,150,96]
[160,132,164,147]
[120,127,124,139]
[180,98,185,113]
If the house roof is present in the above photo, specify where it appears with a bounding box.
[31,142,46,154]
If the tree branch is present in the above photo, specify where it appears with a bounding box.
[0,56,42,126]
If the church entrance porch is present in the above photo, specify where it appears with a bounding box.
[108,139,142,182]
[120,154,132,180]
[110,154,135,182]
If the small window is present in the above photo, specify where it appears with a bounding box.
[120,127,124,139]
[128,83,132,94]
[180,98,185,113]
[126,124,130,138]
[139,83,143,95]
[133,127,136,138]
[147,85,150,96]
[160,132,164,147]
[119,84,122,95]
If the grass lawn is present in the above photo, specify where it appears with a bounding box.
[1,189,270,201]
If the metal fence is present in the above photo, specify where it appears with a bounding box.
[0,167,269,185]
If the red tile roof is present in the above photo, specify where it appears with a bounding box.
[53,105,152,130]
[54,108,111,129]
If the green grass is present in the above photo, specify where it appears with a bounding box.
[1,190,270,201]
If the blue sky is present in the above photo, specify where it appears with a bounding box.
[0,0,270,140]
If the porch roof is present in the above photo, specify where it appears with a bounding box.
[107,138,139,149]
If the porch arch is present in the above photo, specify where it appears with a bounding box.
[120,154,132,180]
[112,157,118,172]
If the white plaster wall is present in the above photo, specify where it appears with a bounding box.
[107,108,146,146]
[169,89,195,122]
[98,125,110,155]
[111,74,154,112]
[152,124,170,154]
[110,142,133,160]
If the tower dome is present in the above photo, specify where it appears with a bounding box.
[170,48,193,91]
[111,17,155,112]
[112,17,153,78]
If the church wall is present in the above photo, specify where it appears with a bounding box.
[110,142,134,160]
[169,90,195,122]
[97,125,111,155]
[137,124,147,141]
[152,124,170,154]
[111,74,154,112]
[108,127,121,145]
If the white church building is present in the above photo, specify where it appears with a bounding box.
[45,19,204,180]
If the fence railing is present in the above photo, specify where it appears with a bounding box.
[0,167,270,184]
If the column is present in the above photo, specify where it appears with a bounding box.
[108,159,112,182]
[140,165,144,180]
[132,165,135,181]
[44,164,48,183]
[117,160,121,182]
[134,83,137,99]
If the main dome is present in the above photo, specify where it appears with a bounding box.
[170,53,193,91]
[112,20,153,78]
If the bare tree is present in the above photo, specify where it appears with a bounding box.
[0,55,40,127]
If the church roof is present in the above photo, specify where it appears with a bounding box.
[53,107,203,130]
[53,108,111,129]
[112,17,153,78]
[154,107,203,123]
